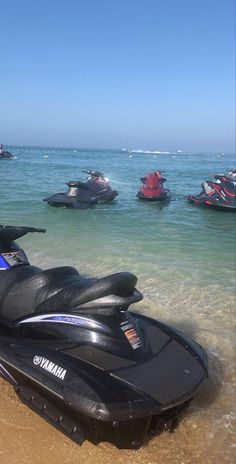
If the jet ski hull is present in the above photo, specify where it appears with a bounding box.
[43,192,97,208]
[95,189,118,203]
[15,384,190,449]
[137,189,171,202]
[0,313,207,449]
[44,191,118,208]
[187,194,236,212]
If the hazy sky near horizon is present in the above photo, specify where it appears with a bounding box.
[0,0,235,152]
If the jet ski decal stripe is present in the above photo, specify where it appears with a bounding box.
[19,313,111,332]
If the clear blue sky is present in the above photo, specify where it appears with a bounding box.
[0,0,235,152]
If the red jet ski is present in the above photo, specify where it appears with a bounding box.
[137,171,171,202]
[187,173,236,212]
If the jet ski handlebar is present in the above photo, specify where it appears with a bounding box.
[0,225,46,233]
[0,225,46,243]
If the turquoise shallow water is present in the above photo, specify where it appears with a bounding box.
[0,146,236,462]
[1,146,235,284]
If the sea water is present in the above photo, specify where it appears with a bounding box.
[0,146,235,463]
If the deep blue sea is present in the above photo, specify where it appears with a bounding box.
[0,146,236,461]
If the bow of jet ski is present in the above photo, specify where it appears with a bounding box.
[0,225,208,449]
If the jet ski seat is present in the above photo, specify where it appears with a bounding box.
[0,265,141,322]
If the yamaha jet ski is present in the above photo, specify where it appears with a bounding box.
[0,144,14,160]
[137,171,171,201]
[0,225,208,449]
[187,173,236,212]
[43,170,118,209]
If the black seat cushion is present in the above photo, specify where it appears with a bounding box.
[37,272,137,312]
[0,266,80,321]
[0,264,138,322]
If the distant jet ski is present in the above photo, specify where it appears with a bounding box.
[43,170,118,209]
[0,144,14,160]
[187,173,236,212]
[137,171,171,201]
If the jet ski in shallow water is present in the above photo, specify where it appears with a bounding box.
[0,225,208,449]
[187,173,236,212]
[137,171,171,202]
[43,170,118,209]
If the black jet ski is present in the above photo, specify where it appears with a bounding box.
[0,225,208,449]
[0,144,14,159]
[137,171,171,201]
[43,170,118,209]
[187,173,236,212]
